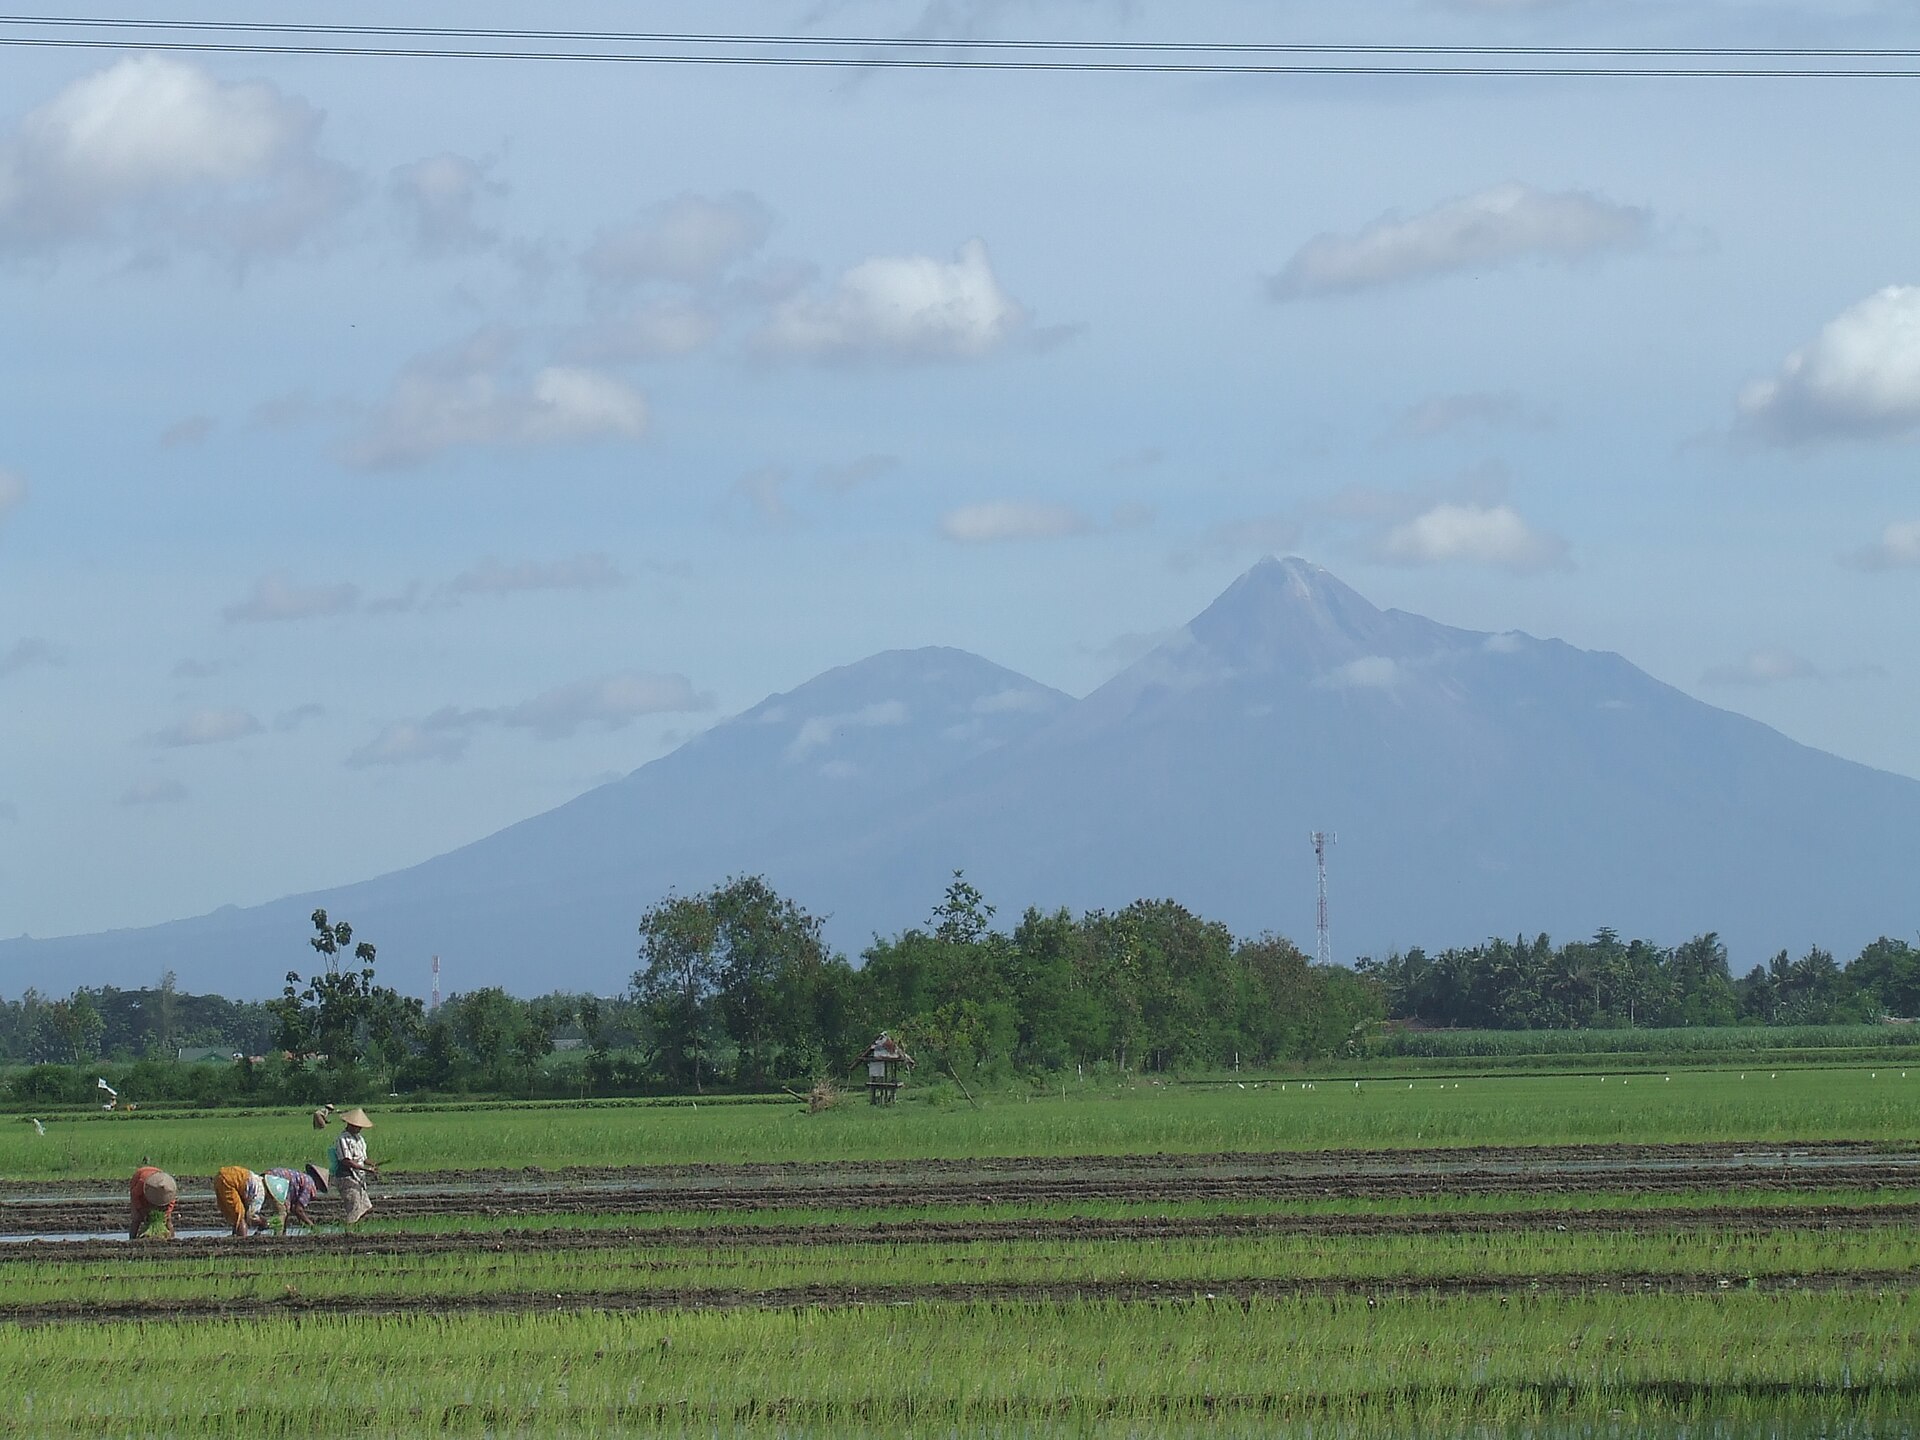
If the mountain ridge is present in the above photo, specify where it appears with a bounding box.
[5,558,1916,998]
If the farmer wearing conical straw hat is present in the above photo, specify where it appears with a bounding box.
[128,1165,178,1240]
[329,1108,379,1224]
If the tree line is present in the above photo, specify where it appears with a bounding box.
[4,884,1916,1104]
[1356,930,1920,1030]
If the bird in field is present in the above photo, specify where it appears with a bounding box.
[29,1118,44,1135]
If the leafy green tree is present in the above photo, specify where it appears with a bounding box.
[31,996,104,1064]
[268,912,424,1073]
[633,891,723,1090]
[1850,937,1920,1017]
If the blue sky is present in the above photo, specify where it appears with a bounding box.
[3,0,1918,946]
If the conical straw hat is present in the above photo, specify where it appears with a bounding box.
[338,1107,373,1128]
[142,1171,177,1206]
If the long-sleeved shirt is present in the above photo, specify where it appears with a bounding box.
[265,1166,319,1210]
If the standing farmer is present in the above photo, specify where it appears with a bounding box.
[330,1108,379,1224]
[128,1166,178,1240]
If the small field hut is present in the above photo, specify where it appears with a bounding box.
[857,1032,915,1105]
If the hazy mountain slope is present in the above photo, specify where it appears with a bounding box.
[6,560,1917,999]
[766,559,1920,969]
[0,648,1069,997]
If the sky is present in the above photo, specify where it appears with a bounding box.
[3,0,1919,949]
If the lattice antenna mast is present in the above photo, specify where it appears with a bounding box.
[1311,831,1336,966]
[431,954,441,1014]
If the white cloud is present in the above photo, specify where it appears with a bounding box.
[1170,513,1302,571]
[1740,287,1920,443]
[759,239,1029,361]
[1843,519,1920,571]
[347,707,486,768]
[118,778,188,807]
[0,638,59,678]
[1319,656,1401,690]
[444,553,624,600]
[274,702,326,732]
[972,688,1055,715]
[585,192,772,287]
[390,152,501,256]
[223,574,360,623]
[1701,648,1883,687]
[149,708,263,747]
[1374,502,1570,574]
[563,299,722,363]
[1702,649,1816,687]
[524,368,649,440]
[1271,183,1649,300]
[0,468,24,521]
[732,468,799,530]
[786,700,911,760]
[940,500,1094,543]
[0,55,353,259]
[1395,391,1550,439]
[346,332,649,468]
[501,672,711,740]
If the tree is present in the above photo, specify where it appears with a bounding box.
[268,912,423,1075]
[32,996,104,1064]
[1850,937,1920,1017]
[633,891,722,1090]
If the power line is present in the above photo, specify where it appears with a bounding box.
[1,36,1917,77]
[1,18,1919,77]
[5,15,1920,57]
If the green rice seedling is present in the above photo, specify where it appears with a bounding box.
[4,1067,1918,1183]
[2,1293,1919,1435]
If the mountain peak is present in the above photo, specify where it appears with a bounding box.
[1186,555,1394,670]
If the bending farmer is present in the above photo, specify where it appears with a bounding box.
[262,1164,330,1233]
[214,1165,270,1237]
[129,1166,178,1240]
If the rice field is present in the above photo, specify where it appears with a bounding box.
[2,1067,1918,1436]
[5,1064,1918,1181]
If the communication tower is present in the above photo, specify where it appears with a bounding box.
[1311,831,1336,966]
[431,954,441,1013]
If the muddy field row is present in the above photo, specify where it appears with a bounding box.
[8,1142,1917,1233]
[5,1196,1916,1256]
[6,1268,1907,1327]
[0,1139,1904,1201]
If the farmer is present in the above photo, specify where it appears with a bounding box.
[330,1108,379,1224]
[213,1165,270,1237]
[262,1164,329,1232]
[128,1165,178,1240]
